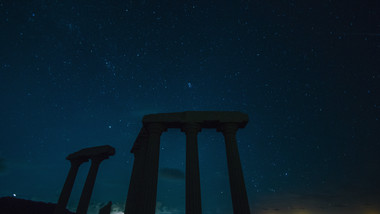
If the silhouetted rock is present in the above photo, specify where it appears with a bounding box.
[0,197,74,214]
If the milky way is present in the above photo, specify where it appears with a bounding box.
[0,0,379,213]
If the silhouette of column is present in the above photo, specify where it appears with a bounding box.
[54,158,88,214]
[182,123,202,214]
[99,201,112,214]
[141,123,167,214]
[76,156,107,214]
[219,123,250,214]
[125,128,149,214]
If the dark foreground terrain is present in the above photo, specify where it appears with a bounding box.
[0,197,74,214]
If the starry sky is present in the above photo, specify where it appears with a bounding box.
[0,0,379,213]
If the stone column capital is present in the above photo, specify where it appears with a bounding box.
[145,123,167,136]
[69,158,89,167]
[90,155,109,164]
[181,122,202,134]
[217,122,239,135]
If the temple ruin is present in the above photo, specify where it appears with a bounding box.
[54,111,250,214]
[54,145,115,214]
[124,111,251,214]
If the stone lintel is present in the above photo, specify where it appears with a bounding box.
[142,111,248,129]
[67,145,115,161]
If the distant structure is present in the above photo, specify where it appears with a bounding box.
[54,145,115,214]
[124,111,251,214]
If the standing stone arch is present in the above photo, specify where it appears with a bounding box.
[54,145,115,214]
[124,111,251,214]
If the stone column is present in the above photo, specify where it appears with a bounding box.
[219,123,250,214]
[76,156,107,214]
[99,201,112,214]
[141,123,167,214]
[125,129,149,214]
[182,123,202,214]
[54,158,88,214]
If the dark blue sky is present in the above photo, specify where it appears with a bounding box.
[0,0,379,213]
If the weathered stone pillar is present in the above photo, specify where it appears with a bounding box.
[99,201,112,214]
[76,156,107,214]
[54,158,88,214]
[125,128,149,214]
[219,123,250,214]
[141,123,167,214]
[182,123,202,214]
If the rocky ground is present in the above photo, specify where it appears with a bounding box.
[0,197,74,214]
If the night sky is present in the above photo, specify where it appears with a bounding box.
[0,0,379,213]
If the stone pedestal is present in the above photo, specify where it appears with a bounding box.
[182,123,202,214]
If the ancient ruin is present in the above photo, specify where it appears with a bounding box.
[98,201,112,214]
[124,111,251,214]
[53,111,250,214]
[54,145,115,214]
